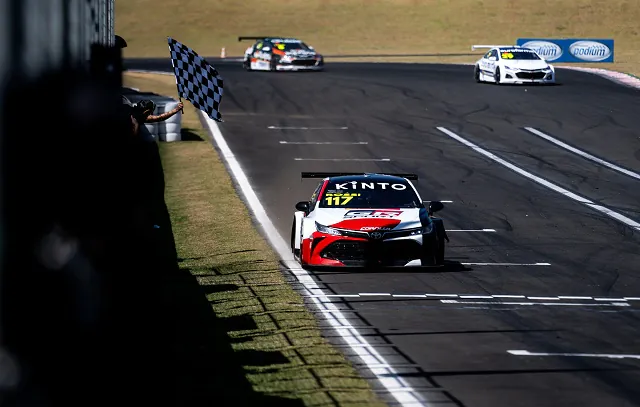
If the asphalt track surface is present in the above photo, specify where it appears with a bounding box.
[128,58,640,407]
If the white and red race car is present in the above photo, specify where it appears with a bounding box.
[291,172,448,268]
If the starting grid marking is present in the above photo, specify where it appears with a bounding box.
[304,292,640,303]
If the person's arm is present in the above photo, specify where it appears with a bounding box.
[145,102,184,123]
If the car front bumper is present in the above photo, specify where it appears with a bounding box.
[301,232,437,267]
[501,68,555,84]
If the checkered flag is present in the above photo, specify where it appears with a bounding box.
[168,37,224,121]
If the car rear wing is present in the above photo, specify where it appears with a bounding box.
[471,44,520,51]
[301,172,418,180]
[238,36,270,42]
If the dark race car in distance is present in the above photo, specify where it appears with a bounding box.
[239,36,324,71]
[291,172,448,268]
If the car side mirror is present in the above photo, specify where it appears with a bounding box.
[308,46,314,50]
[489,56,497,61]
[295,201,310,212]
[425,200,444,215]
[262,46,270,51]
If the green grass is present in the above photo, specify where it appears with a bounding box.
[123,72,386,406]
[117,0,640,76]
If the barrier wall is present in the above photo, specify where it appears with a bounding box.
[516,38,615,63]
[142,101,183,142]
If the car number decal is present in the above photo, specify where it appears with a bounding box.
[324,192,360,206]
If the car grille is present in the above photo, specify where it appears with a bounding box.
[320,239,422,266]
[291,59,318,66]
[516,71,547,80]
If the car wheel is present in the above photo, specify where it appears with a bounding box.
[270,56,278,72]
[494,67,501,85]
[290,218,300,257]
[474,65,481,83]
[435,234,445,265]
[243,59,252,71]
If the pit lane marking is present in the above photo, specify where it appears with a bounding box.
[269,125,349,130]
[524,127,640,181]
[508,350,640,360]
[447,228,496,232]
[280,141,368,145]
[294,158,391,161]
[436,127,640,232]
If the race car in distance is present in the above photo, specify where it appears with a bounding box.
[239,36,324,72]
[472,45,556,85]
[291,172,448,268]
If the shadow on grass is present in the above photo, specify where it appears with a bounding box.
[152,185,306,407]
[186,259,384,406]
[180,128,205,141]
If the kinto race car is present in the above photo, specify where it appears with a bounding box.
[239,36,324,72]
[291,172,448,268]
[472,45,555,85]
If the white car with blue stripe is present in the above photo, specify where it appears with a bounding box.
[472,45,556,85]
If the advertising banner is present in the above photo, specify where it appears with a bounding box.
[516,38,614,63]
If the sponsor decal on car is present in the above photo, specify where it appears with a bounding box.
[568,40,612,62]
[360,226,394,231]
[344,210,403,219]
[334,182,407,190]
[253,51,271,60]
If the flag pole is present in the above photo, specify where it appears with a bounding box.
[168,37,184,114]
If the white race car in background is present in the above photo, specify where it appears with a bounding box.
[472,45,555,85]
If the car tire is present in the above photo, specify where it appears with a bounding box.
[291,218,300,258]
[435,234,445,265]
[420,236,438,267]
[243,59,252,71]
[270,56,278,72]
[494,67,502,85]
[474,65,481,83]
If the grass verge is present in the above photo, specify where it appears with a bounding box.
[123,72,385,407]
[117,0,640,76]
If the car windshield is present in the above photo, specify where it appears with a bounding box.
[318,180,421,208]
[271,40,310,51]
[500,49,541,60]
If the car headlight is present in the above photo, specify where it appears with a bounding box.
[315,222,342,236]
[280,55,292,62]
[543,67,552,72]
[503,65,514,71]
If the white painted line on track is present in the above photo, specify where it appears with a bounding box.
[269,126,348,130]
[558,296,593,300]
[436,127,640,232]
[202,113,428,407]
[527,297,561,301]
[524,127,640,181]
[508,350,640,360]
[294,158,391,161]
[280,141,368,145]
[493,295,526,298]
[442,300,630,307]
[306,293,640,303]
[594,297,627,301]
[461,262,551,266]
[447,228,496,232]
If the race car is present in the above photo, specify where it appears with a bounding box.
[290,172,448,268]
[239,36,324,72]
[472,45,556,85]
